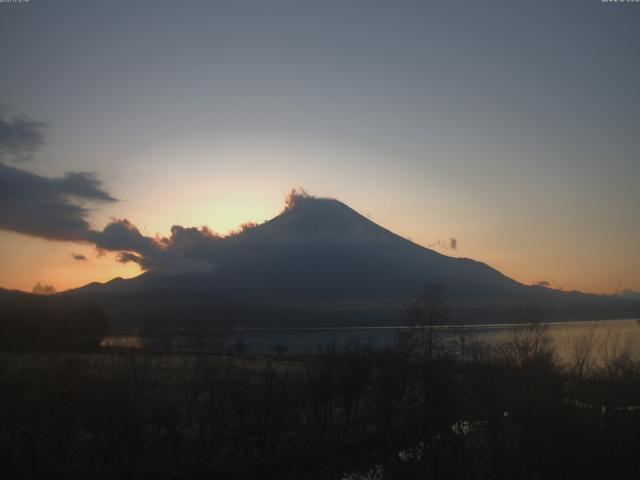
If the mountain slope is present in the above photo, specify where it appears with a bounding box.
[66,194,639,326]
[73,195,528,300]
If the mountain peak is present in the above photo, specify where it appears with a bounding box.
[253,189,390,241]
[283,188,342,211]
[68,188,540,303]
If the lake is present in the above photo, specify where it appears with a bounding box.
[102,318,640,363]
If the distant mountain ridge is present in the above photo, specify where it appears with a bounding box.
[64,193,639,327]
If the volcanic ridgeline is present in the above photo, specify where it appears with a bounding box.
[66,193,638,328]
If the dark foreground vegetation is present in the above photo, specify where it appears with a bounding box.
[0,293,107,351]
[1,288,640,479]
[2,334,640,479]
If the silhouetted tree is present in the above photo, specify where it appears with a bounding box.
[397,283,450,361]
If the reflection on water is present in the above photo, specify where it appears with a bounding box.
[470,318,640,363]
[100,335,146,350]
[102,318,640,362]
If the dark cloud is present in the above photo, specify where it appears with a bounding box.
[0,111,116,241]
[0,163,116,241]
[0,163,216,274]
[88,219,157,256]
[0,112,47,162]
[87,219,216,274]
[54,171,116,202]
[534,280,551,287]
[159,225,220,253]
[116,251,143,265]
[0,112,216,275]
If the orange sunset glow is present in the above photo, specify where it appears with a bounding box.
[2,3,640,479]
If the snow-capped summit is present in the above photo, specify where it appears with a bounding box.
[237,190,397,244]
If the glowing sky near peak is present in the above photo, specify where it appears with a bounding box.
[0,0,638,294]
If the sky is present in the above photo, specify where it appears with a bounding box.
[0,0,639,294]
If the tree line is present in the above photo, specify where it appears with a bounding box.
[0,294,107,351]
[0,286,639,478]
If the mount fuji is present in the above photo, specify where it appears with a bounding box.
[67,193,637,327]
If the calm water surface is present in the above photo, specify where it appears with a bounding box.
[103,318,640,362]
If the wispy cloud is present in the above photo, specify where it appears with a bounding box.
[426,237,459,251]
[0,111,47,162]
[0,163,116,241]
[0,111,117,243]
